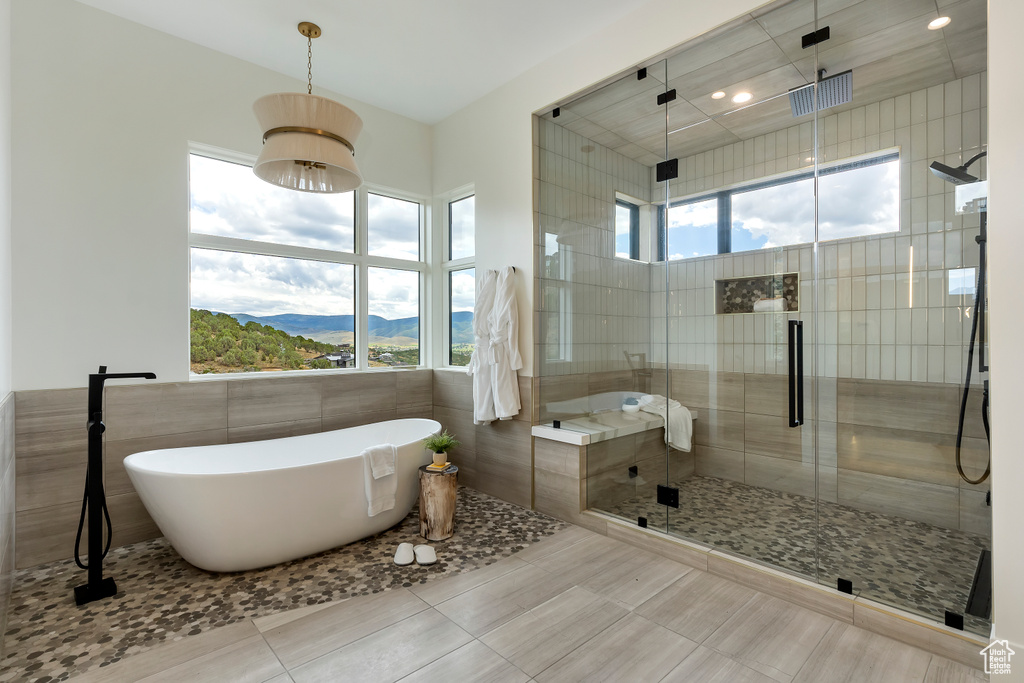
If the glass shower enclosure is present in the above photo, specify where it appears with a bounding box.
[536,0,990,635]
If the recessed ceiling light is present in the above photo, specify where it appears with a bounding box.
[712,91,726,100]
[928,16,951,30]
[733,92,753,104]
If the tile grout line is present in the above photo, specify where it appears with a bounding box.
[255,617,292,683]
[276,598,453,678]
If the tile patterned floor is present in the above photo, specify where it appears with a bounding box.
[0,487,568,683]
[599,475,992,636]
[34,525,990,682]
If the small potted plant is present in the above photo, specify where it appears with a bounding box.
[423,430,460,467]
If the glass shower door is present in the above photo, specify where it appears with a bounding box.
[658,0,820,580]
[535,59,672,530]
[813,0,991,635]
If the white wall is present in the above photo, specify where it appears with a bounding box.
[435,0,1023,662]
[9,0,432,391]
[432,0,766,378]
[988,0,1024,673]
[0,0,11,397]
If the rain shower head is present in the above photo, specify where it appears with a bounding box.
[929,151,988,185]
[788,69,852,117]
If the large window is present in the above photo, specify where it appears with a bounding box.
[443,193,475,366]
[188,150,425,374]
[664,151,900,260]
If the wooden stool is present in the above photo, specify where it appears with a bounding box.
[418,464,458,541]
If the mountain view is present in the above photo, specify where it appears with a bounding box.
[190,309,475,374]
[227,311,475,346]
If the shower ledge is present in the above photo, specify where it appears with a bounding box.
[532,409,697,446]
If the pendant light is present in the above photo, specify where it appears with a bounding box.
[252,22,363,193]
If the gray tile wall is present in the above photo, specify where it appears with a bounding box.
[0,392,15,656]
[431,369,533,509]
[536,118,653,376]
[654,73,988,383]
[13,370,433,569]
[536,364,988,534]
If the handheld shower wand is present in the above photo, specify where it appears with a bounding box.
[931,151,990,485]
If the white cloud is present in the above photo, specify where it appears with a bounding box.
[368,267,420,320]
[450,196,475,260]
[368,192,420,260]
[190,249,354,317]
[189,154,355,252]
[450,269,475,312]
[733,159,900,249]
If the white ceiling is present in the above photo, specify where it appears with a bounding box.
[74,0,652,124]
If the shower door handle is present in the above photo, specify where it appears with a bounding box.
[788,320,804,427]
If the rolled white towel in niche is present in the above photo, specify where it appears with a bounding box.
[753,297,786,312]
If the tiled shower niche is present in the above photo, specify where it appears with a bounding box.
[715,273,799,314]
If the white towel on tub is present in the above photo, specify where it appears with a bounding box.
[639,394,693,452]
[362,444,397,516]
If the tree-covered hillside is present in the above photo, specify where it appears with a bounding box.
[190,309,338,373]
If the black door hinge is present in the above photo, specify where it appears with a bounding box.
[657,89,677,105]
[802,26,830,49]
[657,485,679,508]
[656,159,679,182]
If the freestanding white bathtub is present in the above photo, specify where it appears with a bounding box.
[124,418,441,573]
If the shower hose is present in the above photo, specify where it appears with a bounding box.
[954,249,991,486]
[73,470,114,570]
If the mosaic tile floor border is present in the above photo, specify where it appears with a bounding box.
[599,475,991,636]
[0,487,568,683]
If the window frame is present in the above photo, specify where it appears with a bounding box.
[438,185,475,368]
[615,198,641,261]
[659,149,900,260]
[187,143,429,376]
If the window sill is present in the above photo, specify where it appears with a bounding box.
[188,366,427,382]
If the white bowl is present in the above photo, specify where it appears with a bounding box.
[622,403,640,413]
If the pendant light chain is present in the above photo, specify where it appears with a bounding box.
[307,34,313,95]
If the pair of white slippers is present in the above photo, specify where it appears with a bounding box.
[394,543,436,566]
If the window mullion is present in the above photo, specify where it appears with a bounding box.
[189,234,360,266]
[718,191,732,255]
[357,186,369,370]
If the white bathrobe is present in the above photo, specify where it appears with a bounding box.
[488,266,523,420]
[466,269,498,425]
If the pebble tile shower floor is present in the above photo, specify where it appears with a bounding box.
[601,475,991,636]
[0,487,568,683]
